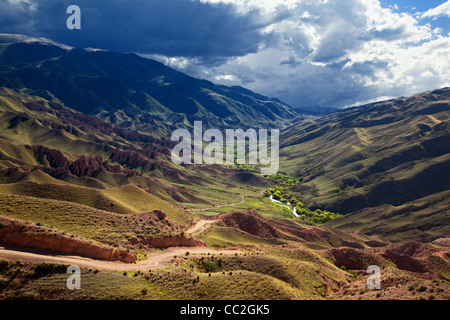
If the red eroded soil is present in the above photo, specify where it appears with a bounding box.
[380,242,450,273]
[327,247,383,270]
[0,217,136,263]
[218,210,284,239]
[381,250,426,273]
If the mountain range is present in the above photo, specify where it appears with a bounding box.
[0,34,302,136]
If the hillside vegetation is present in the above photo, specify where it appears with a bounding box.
[280,88,450,242]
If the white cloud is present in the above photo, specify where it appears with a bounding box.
[174,0,450,108]
[7,0,37,11]
[421,1,450,19]
[4,0,447,108]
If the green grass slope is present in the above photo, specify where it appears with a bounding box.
[279,88,450,241]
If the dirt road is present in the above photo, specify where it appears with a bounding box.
[0,211,235,271]
[0,246,238,271]
[186,219,216,236]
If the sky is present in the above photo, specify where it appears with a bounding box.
[0,0,449,108]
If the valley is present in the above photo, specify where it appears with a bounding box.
[0,37,448,301]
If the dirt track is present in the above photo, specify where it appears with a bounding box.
[0,218,238,270]
[186,219,216,236]
[0,245,238,271]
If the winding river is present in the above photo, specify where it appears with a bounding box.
[269,195,300,218]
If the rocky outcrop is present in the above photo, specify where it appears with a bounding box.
[69,155,109,177]
[0,217,136,263]
[32,145,143,179]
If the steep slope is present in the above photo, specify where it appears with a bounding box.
[280,88,450,241]
[0,35,302,136]
[0,86,268,203]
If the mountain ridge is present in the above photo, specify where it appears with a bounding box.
[279,87,450,241]
[0,34,302,136]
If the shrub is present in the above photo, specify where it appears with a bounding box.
[32,262,66,278]
[0,259,10,271]
[418,286,427,292]
[201,260,218,273]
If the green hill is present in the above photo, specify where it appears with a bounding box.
[279,88,450,241]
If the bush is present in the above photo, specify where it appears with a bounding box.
[0,259,10,272]
[418,286,427,292]
[201,260,218,273]
[32,262,66,278]
[0,278,9,291]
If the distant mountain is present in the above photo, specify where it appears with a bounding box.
[280,88,450,241]
[0,34,302,136]
[293,106,340,117]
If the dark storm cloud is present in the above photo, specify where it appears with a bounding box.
[0,0,268,59]
[1,0,448,109]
